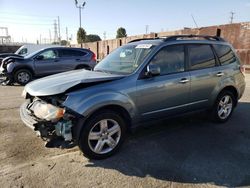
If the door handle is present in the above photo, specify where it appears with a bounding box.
[179,78,189,84]
[216,72,224,77]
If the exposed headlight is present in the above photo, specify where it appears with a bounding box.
[32,101,65,121]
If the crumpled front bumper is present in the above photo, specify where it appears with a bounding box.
[20,100,38,130]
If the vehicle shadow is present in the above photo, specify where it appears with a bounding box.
[86,102,250,187]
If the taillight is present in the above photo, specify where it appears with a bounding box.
[91,53,96,62]
[240,65,245,75]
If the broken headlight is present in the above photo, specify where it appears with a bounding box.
[32,100,65,121]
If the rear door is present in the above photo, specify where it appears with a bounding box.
[33,49,60,76]
[136,44,191,121]
[187,44,222,110]
[57,49,88,71]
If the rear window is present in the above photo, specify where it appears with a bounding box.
[59,49,87,57]
[213,44,236,65]
[188,44,216,70]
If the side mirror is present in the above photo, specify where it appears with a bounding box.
[145,64,160,77]
[36,55,44,60]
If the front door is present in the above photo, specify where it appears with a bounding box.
[33,49,60,76]
[136,44,191,121]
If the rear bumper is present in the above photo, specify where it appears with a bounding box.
[20,100,38,130]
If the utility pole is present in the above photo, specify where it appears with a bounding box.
[66,27,68,44]
[75,0,86,47]
[49,29,51,43]
[145,25,149,34]
[53,20,58,43]
[58,16,61,43]
[103,31,106,40]
[230,11,235,24]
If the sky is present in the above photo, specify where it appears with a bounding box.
[0,0,250,44]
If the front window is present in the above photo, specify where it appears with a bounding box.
[94,44,154,74]
[38,50,57,60]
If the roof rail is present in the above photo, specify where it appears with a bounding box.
[128,37,160,43]
[163,35,226,42]
[128,35,226,43]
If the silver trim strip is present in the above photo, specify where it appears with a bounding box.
[142,99,208,116]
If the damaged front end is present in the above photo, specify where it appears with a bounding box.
[20,94,79,144]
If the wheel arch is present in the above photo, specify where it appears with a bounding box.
[215,85,239,107]
[73,104,132,143]
[13,66,35,76]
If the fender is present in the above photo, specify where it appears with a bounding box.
[209,75,239,107]
[63,90,137,120]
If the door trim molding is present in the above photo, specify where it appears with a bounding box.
[142,99,208,116]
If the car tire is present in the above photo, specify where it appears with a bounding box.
[75,65,92,71]
[14,69,32,85]
[78,110,127,160]
[212,90,236,123]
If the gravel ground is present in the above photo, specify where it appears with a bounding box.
[0,75,250,188]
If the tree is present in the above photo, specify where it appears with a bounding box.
[116,27,127,38]
[77,27,87,44]
[60,40,69,46]
[85,34,101,42]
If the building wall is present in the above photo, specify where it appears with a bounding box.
[0,45,21,53]
[81,22,250,67]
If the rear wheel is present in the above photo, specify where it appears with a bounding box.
[212,90,236,123]
[14,69,32,85]
[75,65,92,70]
[78,110,127,160]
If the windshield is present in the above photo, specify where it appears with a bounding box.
[94,44,154,75]
[25,48,44,59]
[15,46,27,56]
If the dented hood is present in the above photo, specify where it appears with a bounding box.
[25,69,123,96]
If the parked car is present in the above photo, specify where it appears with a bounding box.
[0,47,96,85]
[0,44,60,63]
[20,35,245,159]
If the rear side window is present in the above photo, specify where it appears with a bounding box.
[188,44,216,70]
[150,45,185,75]
[213,44,236,65]
[59,49,87,57]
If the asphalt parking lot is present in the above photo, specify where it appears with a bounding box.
[0,75,250,188]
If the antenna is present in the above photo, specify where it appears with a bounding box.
[191,14,198,28]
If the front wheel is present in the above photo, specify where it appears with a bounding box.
[212,91,236,123]
[78,110,127,160]
[14,69,32,85]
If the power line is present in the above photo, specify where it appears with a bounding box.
[0,12,55,19]
[0,20,53,26]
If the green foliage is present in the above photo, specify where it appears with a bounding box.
[116,27,127,38]
[77,27,87,44]
[52,41,60,45]
[85,34,102,42]
[60,40,69,46]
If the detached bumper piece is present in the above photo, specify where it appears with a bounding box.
[20,100,74,144]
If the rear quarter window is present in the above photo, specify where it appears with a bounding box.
[59,49,87,57]
[188,44,216,70]
[213,44,236,65]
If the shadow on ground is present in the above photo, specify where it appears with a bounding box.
[86,102,250,187]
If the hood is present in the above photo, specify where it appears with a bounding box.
[25,70,124,96]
